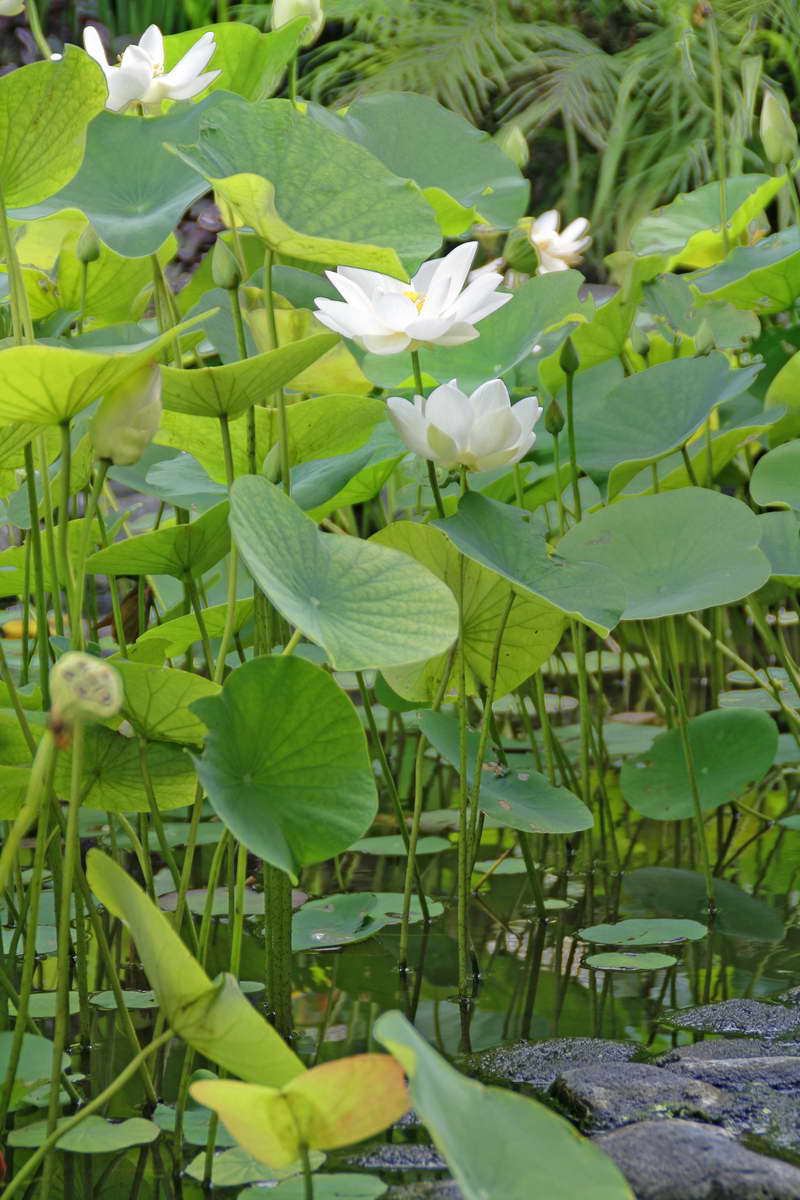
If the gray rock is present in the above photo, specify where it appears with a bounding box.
[552,1063,725,1131]
[594,1118,800,1199]
[461,1037,643,1092]
[386,1186,461,1200]
[666,1056,800,1091]
[664,999,800,1039]
[660,1039,800,1065]
[343,1144,447,1172]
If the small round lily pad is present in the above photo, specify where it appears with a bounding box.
[585,951,677,971]
[579,918,707,946]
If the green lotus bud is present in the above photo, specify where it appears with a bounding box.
[503,225,538,274]
[629,324,650,359]
[760,89,798,166]
[693,320,715,357]
[559,336,580,376]
[76,223,101,265]
[494,123,529,170]
[211,238,242,291]
[544,396,565,436]
[50,652,123,729]
[91,364,162,467]
[262,442,283,484]
[271,0,324,46]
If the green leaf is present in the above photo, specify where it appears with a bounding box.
[87,849,305,1085]
[573,354,760,498]
[0,1032,69,1113]
[585,952,676,971]
[172,97,441,274]
[229,477,458,672]
[349,835,450,856]
[374,1011,633,1200]
[579,919,707,946]
[12,94,231,258]
[0,48,107,208]
[363,272,591,392]
[688,227,800,315]
[246,1177,387,1199]
[751,441,800,511]
[136,599,254,659]
[191,656,377,879]
[434,493,625,636]
[161,336,336,418]
[420,711,592,835]
[373,521,564,701]
[185,1146,324,1186]
[53,726,197,814]
[163,21,306,102]
[558,489,770,620]
[621,866,784,942]
[538,291,636,395]
[8,1116,159,1154]
[293,893,378,951]
[86,499,230,579]
[620,708,777,821]
[758,512,800,582]
[310,92,528,231]
[112,661,220,745]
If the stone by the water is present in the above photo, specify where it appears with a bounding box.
[659,1038,800,1064]
[663,999,800,1038]
[460,1036,643,1091]
[551,1062,726,1131]
[385,1186,462,1200]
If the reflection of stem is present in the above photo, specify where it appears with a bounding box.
[410,351,446,518]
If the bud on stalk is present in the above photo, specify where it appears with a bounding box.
[90,363,162,467]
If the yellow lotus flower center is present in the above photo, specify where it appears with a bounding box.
[404,290,426,313]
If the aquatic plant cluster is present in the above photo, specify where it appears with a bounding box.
[1,1,800,1197]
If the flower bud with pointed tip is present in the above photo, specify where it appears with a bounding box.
[544,397,565,436]
[760,89,798,166]
[559,336,580,375]
[271,0,324,46]
[50,652,123,730]
[0,1,25,15]
[503,225,538,275]
[76,224,101,265]
[91,364,162,467]
[494,123,529,170]
[211,238,242,291]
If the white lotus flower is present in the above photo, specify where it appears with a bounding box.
[83,23,220,114]
[272,0,325,45]
[387,378,541,473]
[0,1,25,16]
[313,242,512,356]
[528,210,591,274]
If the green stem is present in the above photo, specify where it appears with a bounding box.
[76,261,89,336]
[38,434,63,639]
[185,573,214,676]
[70,459,108,650]
[288,56,299,107]
[552,430,566,535]
[456,556,470,998]
[0,637,35,755]
[0,729,56,898]
[410,351,446,519]
[264,863,293,1039]
[707,12,729,253]
[263,248,291,494]
[214,416,240,684]
[468,592,515,871]
[2,1028,174,1200]
[58,422,74,619]
[23,443,51,707]
[23,0,52,59]
[518,829,547,920]
[785,163,800,227]
[564,370,582,521]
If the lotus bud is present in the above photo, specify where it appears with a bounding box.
[629,324,650,359]
[544,396,565,436]
[271,0,324,46]
[262,442,283,484]
[76,223,101,265]
[760,89,798,166]
[559,336,580,376]
[50,652,123,730]
[91,363,162,467]
[0,2,26,15]
[693,320,715,357]
[211,238,242,291]
[494,123,529,170]
[503,225,538,275]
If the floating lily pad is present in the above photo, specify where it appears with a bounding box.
[579,919,707,946]
[349,835,451,857]
[8,1115,160,1153]
[584,952,677,972]
[184,1146,324,1187]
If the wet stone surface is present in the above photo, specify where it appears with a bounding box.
[460,1036,644,1092]
[662,999,800,1038]
[342,1143,447,1173]
[551,1062,726,1131]
[659,1038,800,1064]
[385,1186,462,1200]
[593,1119,800,1199]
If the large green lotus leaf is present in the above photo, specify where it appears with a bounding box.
[53,726,197,813]
[758,511,800,582]
[750,441,800,511]
[421,711,592,835]
[46,231,175,328]
[9,1115,159,1154]
[296,422,405,520]
[172,96,441,274]
[191,1057,408,1167]
[629,174,786,269]
[11,93,231,258]
[764,350,800,445]
[190,655,377,878]
[137,599,254,659]
[688,227,800,315]
[310,92,528,232]
[620,866,784,942]
[620,708,777,821]
[229,476,458,671]
[163,20,306,102]
[574,354,760,497]
[375,1012,633,1200]
[86,499,230,579]
[434,493,625,637]
[87,849,305,1085]
[0,48,107,208]
[372,521,564,701]
[0,318,205,425]
[579,918,707,946]
[558,489,770,620]
[161,334,336,418]
[156,407,274,482]
[112,661,220,745]
[538,291,636,395]
[362,271,591,392]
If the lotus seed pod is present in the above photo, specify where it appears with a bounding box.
[50,653,123,728]
[91,364,162,467]
[559,336,580,375]
[76,223,101,264]
[211,238,242,291]
[544,396,565,436]
[494,123,529,170]
[271,0,324,45]
[760,90,798,166]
